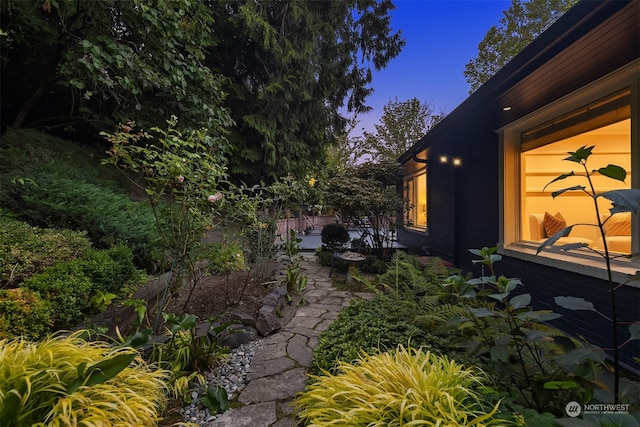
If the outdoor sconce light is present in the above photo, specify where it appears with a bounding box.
[502,106,512,111]
[439,155,462,166]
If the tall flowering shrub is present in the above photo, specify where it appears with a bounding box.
[102,116,230,311]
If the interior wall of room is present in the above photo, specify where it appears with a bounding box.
[521,119,631,243]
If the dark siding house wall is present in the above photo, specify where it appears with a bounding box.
[398,0,639,368]
[398,97,502,265]
[400,0,638,265]
[498,258,640,371]
[427,162,456,258]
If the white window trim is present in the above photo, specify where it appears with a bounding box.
[498,60,640,282]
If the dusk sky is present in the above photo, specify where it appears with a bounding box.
[355,0,511,135]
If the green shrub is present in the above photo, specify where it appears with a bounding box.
[152,313,229,375]
[204,241,246,274]
[21,246,145,329]
[76,244,146,295]
[320,223,349,251]
[312,296,429,374]
[0,128,126,189]
[416,254,458,284]
[1,129,161,270]
[296,345,504,426]
[0,331,167,426]
[0,213,92,287]
[1,171,160,270]
[359,255,388,274]
[22,262,94,328]
[0,288,52,340]
[377,251,444,298]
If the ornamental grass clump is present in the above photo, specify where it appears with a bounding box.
[0,331,168,426]
[295,345,505,426]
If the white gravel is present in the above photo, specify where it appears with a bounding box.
[178,339,263,426]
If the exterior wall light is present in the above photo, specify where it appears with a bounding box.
[439,155,462,166]
[503,106,512,111]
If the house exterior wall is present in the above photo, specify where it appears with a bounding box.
[398,0,639,367]
[400,0,638,268]
[400,81,503,269]
[497,257,640,373]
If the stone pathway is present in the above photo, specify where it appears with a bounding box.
[208,254,374,426]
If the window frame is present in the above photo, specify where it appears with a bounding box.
[498,60,640,282]
[404,167,427,231]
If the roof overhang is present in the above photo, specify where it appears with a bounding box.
[398,0,638,166]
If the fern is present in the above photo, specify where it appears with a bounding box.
[414,302,470,331]
[378,252,441,299]
[419,255,458,283]
[519,348,557,377]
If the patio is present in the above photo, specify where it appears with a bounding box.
[296,226,406,252]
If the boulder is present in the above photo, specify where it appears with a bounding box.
[231,311,256,326]
[217,326,259,349]
[262,292,284,311]
[255,310,281,336]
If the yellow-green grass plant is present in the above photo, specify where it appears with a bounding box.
[0,330,168,426]
[295,345,508,426]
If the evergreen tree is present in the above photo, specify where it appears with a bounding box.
[205,0,405,183]
[1,0,404,184]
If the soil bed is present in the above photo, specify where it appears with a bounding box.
[161,267,275,324]
[87,261,276,338]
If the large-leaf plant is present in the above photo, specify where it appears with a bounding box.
[536,145,640,405]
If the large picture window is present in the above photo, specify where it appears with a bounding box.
[499,65,639,279]
[522,119,631,254]
[404,170,427,229]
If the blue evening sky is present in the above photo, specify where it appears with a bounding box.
[355,0,510,135]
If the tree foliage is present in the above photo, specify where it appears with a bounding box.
[362,97,444,163]
[1,0,404,184]
[204,0,405,183]
[1,0,232,133]
[464,0,577,93]
[323,160,404,254]
[324,118,370,175]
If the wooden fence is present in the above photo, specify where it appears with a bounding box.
[275,215,336,236]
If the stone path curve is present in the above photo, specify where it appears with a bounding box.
[208,254,373,427]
